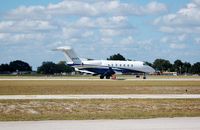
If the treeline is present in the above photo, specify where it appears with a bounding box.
[0,60,32,73]
[0,60,74,74]
[0,58,200,75]
[147,59,200,74]
[37,61,74,74]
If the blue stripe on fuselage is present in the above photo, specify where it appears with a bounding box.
[67,64,82,67]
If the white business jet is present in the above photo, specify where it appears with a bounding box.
[54,46,155,79]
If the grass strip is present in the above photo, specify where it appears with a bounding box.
[0,99,200,121]
[0,80,200,95]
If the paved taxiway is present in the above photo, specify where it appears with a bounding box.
[0,94,200,99]
[0,117,200,130]
[0,78,200,81]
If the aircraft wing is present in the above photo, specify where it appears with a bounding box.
[111,68,123,74]
[75,68,95,75]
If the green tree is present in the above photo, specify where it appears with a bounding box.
[173,59,183,74]
[37,61,74,74]
[144,61,153,67]
[107,53,126,61]
[153,59,172,72]
[56,61,74,73]
[0,64,10,72]
[37,61,57,74]
[182,62,191,74]
[9,60,32,72]
[191,62,200,74]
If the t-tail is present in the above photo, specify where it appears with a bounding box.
[53,46,82,65]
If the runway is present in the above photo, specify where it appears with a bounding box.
[0,78,200,81]
[0,94,200,99]
[0,117,200,130]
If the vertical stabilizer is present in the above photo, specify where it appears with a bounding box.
[53,46,82,64]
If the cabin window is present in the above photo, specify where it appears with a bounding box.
[120,64,121,67]
[123,64,126,67]
[111,64,113,67]
[115,64,117,67]
[108,64,110,67]
[131,64,133,67]
[127,64,129,67]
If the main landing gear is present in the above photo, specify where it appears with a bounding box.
[100,75,110,79]
[100,75,104,79]
[100,74,116,79]
[100,67,115,79]
[135,73,147,79]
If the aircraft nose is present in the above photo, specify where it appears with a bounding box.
[148,66,155,73]
[144,65,155,73]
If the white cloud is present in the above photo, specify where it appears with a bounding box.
[100,29,120,37]
[6,0,167,20]
[120,36,134,45]
[170,43,186,49]
[155,1,200,34]
[47,1,98,16]
[160,34,189,49]
[195,38,200,44]
[6,6,46,20]
[0,0,166,46]
[159,26,174,33]
[143,1,167,14]
[82,31,94,38]
[12,34,45,42]
[137,39,153,51]
[0,21,14,31]
[0,33,45,44]
[160,26,200,34]
[178,34,187,41]
[0,33,9,41]
[0,20,56,33]
[62,27,80,39]
[154,0,200,54]
[73,16,129,29]
[74,17,95,28]
[193,0,200,5]
[0,0,170,68]
[161,34,186,42]
[98,16,128,28]
[160,36,168,43]
[100,37,113,44]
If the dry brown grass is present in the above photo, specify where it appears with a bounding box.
[0,99,200,121]
[0,80,200,95]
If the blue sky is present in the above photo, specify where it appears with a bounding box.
[0,0,200,70]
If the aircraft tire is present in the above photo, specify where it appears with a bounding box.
[100,75,104,79]
[106,76,110,79]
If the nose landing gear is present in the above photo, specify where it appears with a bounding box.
[143,73,146,79]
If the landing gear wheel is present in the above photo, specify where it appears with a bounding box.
[100,75,104,79]
[143,73,146,79]
[106,76,110,79]
[136,75,140,78]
